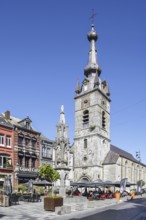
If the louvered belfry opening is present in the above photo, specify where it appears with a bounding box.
[83,110,89,124]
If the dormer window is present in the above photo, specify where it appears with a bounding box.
[26,121,30,129]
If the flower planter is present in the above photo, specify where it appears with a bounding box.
[44,196,63,211]
[88,196,93,201]
[0,195,9,207]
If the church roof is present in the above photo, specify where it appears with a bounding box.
[103,144,138,165]
[103,150,119,164]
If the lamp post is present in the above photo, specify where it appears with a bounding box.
[136,150,141,181]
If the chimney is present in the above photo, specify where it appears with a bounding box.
[5,110,10,120]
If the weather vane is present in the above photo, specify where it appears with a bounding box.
[89,9,96,25]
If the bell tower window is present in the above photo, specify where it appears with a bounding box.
[102,111,106,129]
[83,110,89,124]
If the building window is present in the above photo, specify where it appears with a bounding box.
[25,157,29,168]
[0,134,4,146]
[25,138,30,148]
[84,139,87,148]
[46,148,49,157]
[18,136,23,146]
[42,145,46,157]
[32,139,36,148]
[31,158,35,168]
[18,156,23,166]
[102,111,106,129]
[0,155,11,168]
[6,136,11,147]
[83,110,89,124]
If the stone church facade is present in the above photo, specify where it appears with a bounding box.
[73,22,146,185]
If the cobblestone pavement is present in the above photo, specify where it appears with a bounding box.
[0,195,145,220]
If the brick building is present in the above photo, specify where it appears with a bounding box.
[2,111,41,189]
[0,113,14,187]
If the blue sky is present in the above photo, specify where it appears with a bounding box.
[0,1,146,163]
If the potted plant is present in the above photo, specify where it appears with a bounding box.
[38,164,61,211]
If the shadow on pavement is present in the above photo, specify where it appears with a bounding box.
[0,215,6,219]
[70,201,146,220]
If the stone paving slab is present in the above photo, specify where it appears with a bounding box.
[0,195,145,220]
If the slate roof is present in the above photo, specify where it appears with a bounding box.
[103,144,139,165]
[0,114,13,128]
[41,134,54,144]
[1,113,40,133]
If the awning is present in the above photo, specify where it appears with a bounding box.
[18,173,38,178]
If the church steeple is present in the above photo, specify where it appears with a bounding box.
[84,22,101,77]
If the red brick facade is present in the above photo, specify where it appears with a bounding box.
[0,124,14,187]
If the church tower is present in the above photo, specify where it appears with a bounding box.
[74,21,111,181]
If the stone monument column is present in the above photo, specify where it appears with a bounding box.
[55,105,70,197]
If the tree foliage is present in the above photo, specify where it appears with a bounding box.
[137,180,145,186]
[38,164,60,182]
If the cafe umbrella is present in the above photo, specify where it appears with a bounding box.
[32,180,52,187]
[3,176,12,196]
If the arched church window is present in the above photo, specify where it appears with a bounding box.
[83,110,89,124]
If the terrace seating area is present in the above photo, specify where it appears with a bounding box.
[8,192,41,205]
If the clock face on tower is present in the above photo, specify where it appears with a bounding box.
[82,97,90,109]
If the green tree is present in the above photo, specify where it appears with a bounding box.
[38,164,60,183]
[137,180,145,186]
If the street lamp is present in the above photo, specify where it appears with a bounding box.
[136,150,141,181]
